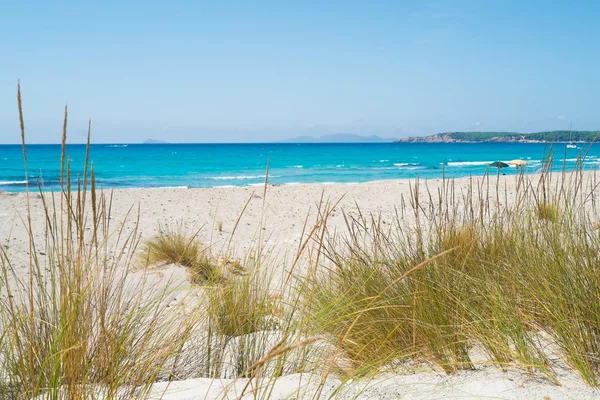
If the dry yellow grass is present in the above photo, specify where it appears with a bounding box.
[141,224,222,284]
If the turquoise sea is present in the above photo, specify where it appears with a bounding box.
[0,143,597,191]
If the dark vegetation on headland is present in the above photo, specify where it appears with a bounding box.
[396,130,600,143]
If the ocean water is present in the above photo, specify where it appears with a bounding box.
[0,143,597,191]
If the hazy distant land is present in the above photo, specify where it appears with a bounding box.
[140,131,599,145]
[143,139,169,144]
[280,133,395,143]
[396,131,600,143]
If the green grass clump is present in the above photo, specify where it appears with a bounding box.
[142,224,221,284]
[142,224,202,267]
[536,202,559,222]
[305,167,600,385]
[208,275,278,338]
[203,270,292,378]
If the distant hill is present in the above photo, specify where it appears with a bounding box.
[281,133,395,143]
[395,131,600,143]
[143,139,168,144]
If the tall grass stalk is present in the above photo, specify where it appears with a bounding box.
[0,84,197,399]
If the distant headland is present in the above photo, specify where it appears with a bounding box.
[395,131,600,143]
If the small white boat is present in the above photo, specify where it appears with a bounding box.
[567,143,577,149]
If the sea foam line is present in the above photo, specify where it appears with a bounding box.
[211,175,281,180]
[0,180,27,185]
[447,161,493,167]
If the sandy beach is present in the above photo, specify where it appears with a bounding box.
[1,173,599,399]
[0,174,533,271]
[2,178,425,275]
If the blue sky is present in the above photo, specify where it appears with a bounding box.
[1,0,599,143]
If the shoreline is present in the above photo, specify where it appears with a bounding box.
[0,167,592,193]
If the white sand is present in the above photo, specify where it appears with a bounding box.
[1,174,599,399]
[0,175,530,269]
[148,368,599,399]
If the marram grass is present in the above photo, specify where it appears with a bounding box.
[141,223,223,284]
[304,166,600,386]
[0,85,199,399]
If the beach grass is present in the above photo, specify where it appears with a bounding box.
[142,223,205,268]
[303,166,600,386]
[141,223,222,284]
[0,84,198,399]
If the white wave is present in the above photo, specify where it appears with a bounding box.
[379,160,388,162]
[336,164,344,168]
[247,183,264,187]
[0,180,27,185]
[393,163,420,167]
[211,175,280,180]
[292,165,303,168]
[447,161,493,167]
[106,144,128,148]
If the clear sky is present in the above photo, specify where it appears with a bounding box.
[1,0,599,143]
